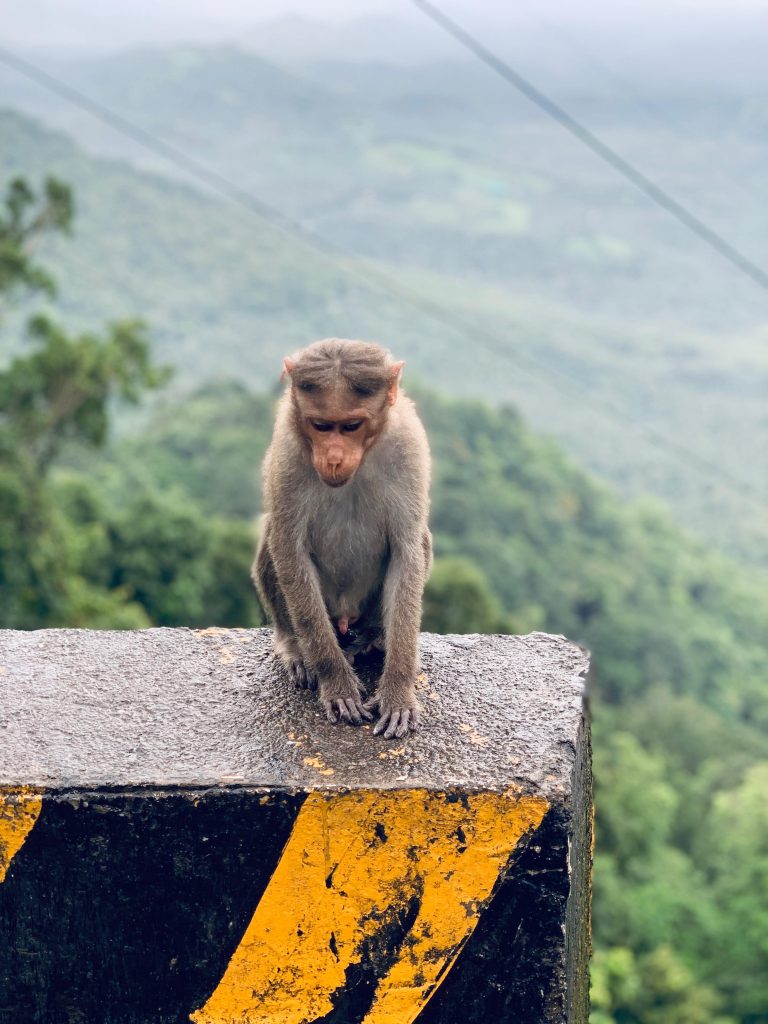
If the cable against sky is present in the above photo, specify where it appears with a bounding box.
[411,0,768,293]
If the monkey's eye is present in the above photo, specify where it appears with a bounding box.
[311,421,333,432]
[341,421,363,433]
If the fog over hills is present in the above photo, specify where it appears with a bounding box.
[4,1,768,91]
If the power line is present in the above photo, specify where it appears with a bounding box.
[411,0,768,294]
[511,0,765,209]
[0,46,763,506]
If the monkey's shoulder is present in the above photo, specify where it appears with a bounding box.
[262,429,312,496]
[382,399,431,465]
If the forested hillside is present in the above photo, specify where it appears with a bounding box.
[0,100,765,567]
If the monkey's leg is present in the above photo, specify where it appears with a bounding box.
[367,535,426,739]
[252,535,316,691]
[269,536,373,725]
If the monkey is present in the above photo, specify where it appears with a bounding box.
[252,338,432,739]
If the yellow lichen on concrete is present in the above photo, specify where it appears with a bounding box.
[192,789,548,1024]
[303,756,335,776]
[0,788,42,883]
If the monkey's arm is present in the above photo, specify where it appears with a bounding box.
[268,525,373,726]
[370,521,430,739]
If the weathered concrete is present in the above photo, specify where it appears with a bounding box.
[0,628,586,794]
[0,628,591,1024]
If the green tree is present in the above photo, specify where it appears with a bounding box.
[103,491,262,627]
[0,177,167,627]
[591,945,734,1024]
[0,316,167,627]
[701,762,768,1020]
[1,314,166,475]
[423,556,509,633]
[0,175,73,301]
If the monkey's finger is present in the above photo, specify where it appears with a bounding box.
[346,698,373,723]
[393,709,411,738]
[341,698,363,724]
[372,712,388,736]
[334,700,353,724]
[331,700,354,724]
[383,711,403,740]
[322,700,339,724]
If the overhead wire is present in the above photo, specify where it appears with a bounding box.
[0,45,763,505]
[411,0,768,294]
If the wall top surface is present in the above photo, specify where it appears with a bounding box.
[0,628,588,796]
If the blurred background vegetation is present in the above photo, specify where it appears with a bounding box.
[1,4,767,1021]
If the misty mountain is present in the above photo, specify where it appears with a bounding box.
[0,106,765,568]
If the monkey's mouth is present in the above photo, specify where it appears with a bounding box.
[319,471,353,488]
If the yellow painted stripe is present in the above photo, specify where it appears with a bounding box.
[0,788,42,883]
[192,789,547,1024]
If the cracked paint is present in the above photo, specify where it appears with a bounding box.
[191,789,548,1024]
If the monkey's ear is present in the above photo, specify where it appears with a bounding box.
[387,361,405,406]
[282,357,296,380]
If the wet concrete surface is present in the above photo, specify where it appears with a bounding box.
[0,629,588,797]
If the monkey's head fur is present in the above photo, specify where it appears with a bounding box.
[283,339,403,488]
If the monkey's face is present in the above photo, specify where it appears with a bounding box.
[283,343,402,487]
[301,407,379,487]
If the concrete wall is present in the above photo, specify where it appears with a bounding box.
[0,628,591,1024]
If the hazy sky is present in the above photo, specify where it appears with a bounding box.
[3,0,768,51]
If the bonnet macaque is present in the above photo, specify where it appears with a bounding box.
[253,338,432,739]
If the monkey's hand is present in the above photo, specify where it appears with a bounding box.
[318,662,373,726]
[366,685,422,740]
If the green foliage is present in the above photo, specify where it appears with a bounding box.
[0,175,72,300]
[0,304,170,625]
[423,557,509,634]
[595,733,679,873]
[0,175,264,632]
[0,315,169,473]
[103,491,262,627]
[591,945,735,1024]
[701,763,768,1019]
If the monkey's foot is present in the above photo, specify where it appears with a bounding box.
[288,659,317,691]
[273,636,317,690]
[366,692,422,739]
[319,674,373,727]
